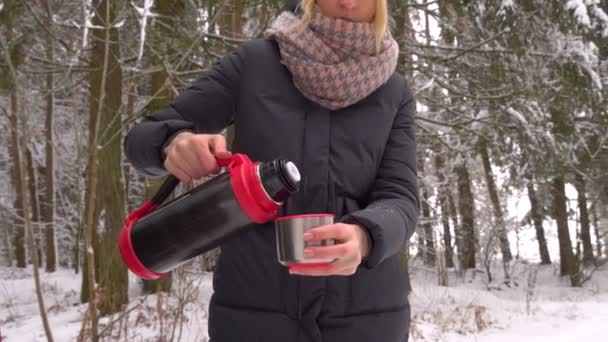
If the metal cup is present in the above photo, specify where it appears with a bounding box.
[275,214,335,267]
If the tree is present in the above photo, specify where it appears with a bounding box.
[41,0,57,273]
[1,5,54,340]
[80,0,127,339]
[417,152,436,267]
[479,139,513,266]
[1,0,26,268]
[90,0,128,316]
[25,145,43,264]
[575,173,595,265]
[433,142,455,268]
[525,179,552,265]
[456,158,476,269]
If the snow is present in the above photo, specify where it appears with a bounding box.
[566,0,592,28]
[132,0,158,67]
[1,267,214,341]
[501,0,515,8]
[506,107,528,126]
[409,262,608,341]
[0,268,82,341]
[498,0,515,17]
[2,256,607,342]
[565,0,608,36]
[592,6,608,36]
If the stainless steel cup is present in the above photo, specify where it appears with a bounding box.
[275,214,335,268]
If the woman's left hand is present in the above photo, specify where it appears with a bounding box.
[289,223,370,276]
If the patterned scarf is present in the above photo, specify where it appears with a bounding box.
[265,11,399,110]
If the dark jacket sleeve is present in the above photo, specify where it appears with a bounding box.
[124,44,247,176]
[341,86,419,269]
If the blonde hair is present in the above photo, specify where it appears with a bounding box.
[299,0,388,52]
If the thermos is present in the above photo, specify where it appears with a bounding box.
[119,153,301,280]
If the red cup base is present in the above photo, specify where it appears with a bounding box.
[287,262,332,270]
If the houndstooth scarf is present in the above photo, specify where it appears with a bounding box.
[265,11,399,110]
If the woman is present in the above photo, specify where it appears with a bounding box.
[124,0,419,341]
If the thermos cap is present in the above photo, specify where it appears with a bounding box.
[285,161,301,183]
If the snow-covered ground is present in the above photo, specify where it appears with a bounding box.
[1,261,607,341]
[0,267,214,341]
[409,262,608,341]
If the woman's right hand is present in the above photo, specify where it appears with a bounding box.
[163,132,232,183]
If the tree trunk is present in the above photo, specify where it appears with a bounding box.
[547,77,580,284]
[456,159,476,269]
[591,203,602,258]
[526,181,551,264]
[1,208,11,266]
[92,0,128,316]
[390,0,413,79]
[80,0,126,339]
[416,151,435,267]
[42,0,57,273]
[218,0,244,38]
[218,0,243,152]
[551,177,577,277]
[9,85,25,269]
[421,187,435,267]
[25,146,43,265]
[434,148,455,268]
[416,233,425,260]
[434,159,455,268]
[479,141,513,263]
[0,18,55,341]
[575,173,594,265]
[447,188,461,267]
[2,0,26,269]
[18,110,56,342]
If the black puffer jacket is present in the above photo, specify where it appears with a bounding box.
[124,38,419,342]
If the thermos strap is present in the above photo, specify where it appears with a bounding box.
[151,175,180,205]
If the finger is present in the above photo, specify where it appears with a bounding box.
[164,157,192,183]
[291,256,358,277]
[305,224,352,242]
[195,141,218,176]
[208,135,232,173]
[214,150,232,160]
[304,241,352,260]
[209,134,228,154]
[172,138,206,179]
